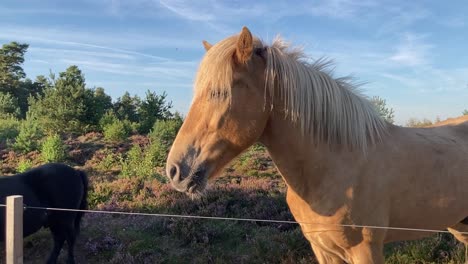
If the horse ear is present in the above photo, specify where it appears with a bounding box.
[202,40,212,51]
[235,26,253,64]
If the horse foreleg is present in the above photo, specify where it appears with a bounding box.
[311,243,345,264]
[448,221,468,264]
[448,222,468,244]
[348,242,384,264]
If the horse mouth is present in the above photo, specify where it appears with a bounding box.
[185,169,207,195]
[187,184,199,194]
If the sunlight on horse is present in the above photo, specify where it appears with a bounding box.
[165,26,468,263]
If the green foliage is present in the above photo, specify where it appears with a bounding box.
[0,117,20,142]
[125,119,140,134]
[148,117,183,148]
[87,183,112,209]
[114,92,140,123]
[406,118,433,127]
[370,96,395,124]
[40,134,67,162]
[28,66,89,133]
[137,90,173,134]
[145,118,183,169]
[13,119,43,153]
[103,119,131,142]
[463,109,468,115]
[0,42,28,90]
[2,41,180,136]
[120,143,166,181]
[96,149,120,171]
[17,78,45,116]
[32,75,52,94]
[120,145,144,178]
[385,234,464,264]
[99,110,118,131]
[0,92,20,118]
[84,87,113,131]
[16,158,33,173]
[0,42,45,118]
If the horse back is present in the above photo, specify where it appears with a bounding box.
[21,163,86,209]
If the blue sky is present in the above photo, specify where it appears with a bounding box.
[1,0,467,124]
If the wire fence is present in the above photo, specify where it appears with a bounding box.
[1,203,466,235]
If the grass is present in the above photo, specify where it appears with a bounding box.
[385,234,465,264]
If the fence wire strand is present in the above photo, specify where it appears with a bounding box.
[1,203,466,235]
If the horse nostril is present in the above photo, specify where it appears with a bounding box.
[168,164,180,180]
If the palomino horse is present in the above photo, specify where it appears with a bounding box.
[165,27,468,263]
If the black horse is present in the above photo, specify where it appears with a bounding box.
[0,163,88,264]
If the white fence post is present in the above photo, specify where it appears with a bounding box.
[6,195,23,264]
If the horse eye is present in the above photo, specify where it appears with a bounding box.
[255,47,267,58]
[209,90,228,99]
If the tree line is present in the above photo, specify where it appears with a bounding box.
[0,42,179,138]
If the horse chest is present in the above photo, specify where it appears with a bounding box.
[285,187,361,247]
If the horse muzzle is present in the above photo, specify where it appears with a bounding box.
[166,162,207,194]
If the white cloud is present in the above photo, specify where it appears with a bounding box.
[29,59,50,64]
[157,0,379,25]
[376,6,430,36]
[389,33,433,66]
[307,0,378,19]
[0,25,200,52]
[59,58,196,79]
[29,47,137,61]
[0,6,86,16]
[159,0,216,21]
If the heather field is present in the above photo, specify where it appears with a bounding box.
[0,132,465,264]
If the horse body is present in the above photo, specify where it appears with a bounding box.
[166,26,468,263]
[263,115,468,261]
[0,163,88,264]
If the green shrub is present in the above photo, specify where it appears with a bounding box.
[149,119,182,148]
[87,182,113,208]
[120,142,166,182]
[16,158,33,173]
[103,119,130,142]
[0,118,20,142]
[99,110,118,131]
[120,144,144,178]
[123,119,139,134]
[406,118,433,127]
[145,140,167,168]
[41,134,67,162]
[96,149,120,171]
[13,119,43,153]
[0,92,21,119]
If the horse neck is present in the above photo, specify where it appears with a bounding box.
[259,109,360,210]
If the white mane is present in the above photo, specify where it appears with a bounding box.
[194,35,388,151]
